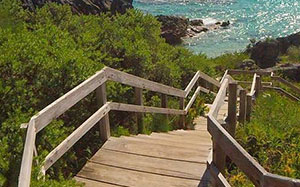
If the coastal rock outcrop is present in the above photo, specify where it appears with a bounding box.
[156,15,231,44]
[249,32,300,69]
[21,0,133,14]
[250,40,280,69]
[156,15,189,44]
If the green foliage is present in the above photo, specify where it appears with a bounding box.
[228,91,300,185]
[0,0,251,186]
[284,46,300,63]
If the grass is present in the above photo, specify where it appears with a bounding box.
[227,91,300,186]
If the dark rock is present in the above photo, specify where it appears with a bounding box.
[276,32,300,54]
[111,0,133,14]
[279,64,300,81]
[190,26,208,34]
[237,59,258,70]
[250,40,280,68]
[190,19,203,26]
[220,21,230,27]
[21,0,133,15]
[156,15,189,44]
[216,21,221,25]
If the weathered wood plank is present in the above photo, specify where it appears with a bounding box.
[228,69,271,76]
[228,83,237,137]
[250,73,257,96]
[102,137,209,163]
[89,149,207,180]
[207,117,267,186]
[135,87,144,133]
[184,71,201,97]
[263,173,300,187]
[96,83,110,141]
[43,103,111,171]
[75,177,119,187]
[18,120,36,187]
[239,89,247,124]
[110,102,185,115]
[119,135,210,151]
[35,68,107,133]
[199,71,221,88]
[208,77,229,118]
[105,67,185,98]
[263,86,300,102]
[272,76,300,95]
[185,86,201,112]
[179,97,185,129]
[76,162,203,187]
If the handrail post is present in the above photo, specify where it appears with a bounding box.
[239,89,247,124]
[135,87,144,133]
[96,83,110,141]
[212,120,227,175]
[228,83,237,137]
[246,94,252,122]
[255,75,262,97]
[179,97,185,129]
[161,94,168,120]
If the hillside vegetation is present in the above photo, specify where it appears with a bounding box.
[228,91,300,186]
[0,0,251,186]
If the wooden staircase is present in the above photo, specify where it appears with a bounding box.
[75,104,228,187]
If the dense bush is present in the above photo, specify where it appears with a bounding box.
[227,91,300,186]
[0,1,220,186]
[0,0,251,186]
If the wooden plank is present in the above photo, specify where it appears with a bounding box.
[207,162,231,187]
[185,86,201,112]
[237,81,272,86]
[200,87,217,95]
[102,137,209,163]
[246,94,252,122]
[43,103,111,171]
[96,83,110,141]
[105,67,185,98]
[263,173,300,187]
[208,78,229,118]
[207,117,267,186]
[89,149,207,180]
[34,68,107,133]
[18,120,36,187]
[250,73,257,96]
[119,135,210,151]
[263,86,300,102]
[76,162,203,187]
[239,89,247,124]
[272,76,300,94]
[135,87,143,133]
[255,75,262,97]
[109,102,185,115]
[179,97,185,128]
[137,133,211,147]
[228,69,271,76]
[228,83,237,137]
[199,71,221,88]
[184,71,200,97]
[212,121,227,175]
[75,177,119,187]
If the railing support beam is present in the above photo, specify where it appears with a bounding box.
[228,83,237,137]
[246,94,252,122]
[239,89,247,124]
[179,97,185,129]
[96,83,110,141]
[135,87,144,133]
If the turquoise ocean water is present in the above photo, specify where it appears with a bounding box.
[133,0,300,57]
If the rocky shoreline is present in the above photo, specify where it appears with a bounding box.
[156,15,230,44]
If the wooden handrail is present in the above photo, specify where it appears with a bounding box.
[19,67,219,187]
[262,86,300,102]
[208,72,300,187]
[271,76,300,95]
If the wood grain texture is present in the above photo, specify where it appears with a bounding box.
[76,117,213,187]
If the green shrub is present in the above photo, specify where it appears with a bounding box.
[228,91,300,186]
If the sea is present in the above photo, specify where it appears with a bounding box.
[133,0,300,57]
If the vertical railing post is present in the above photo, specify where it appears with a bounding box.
[96,83,110,142]
[246,94,252,122]
[255,75,262,97]
[135,87,143,133]
[161,94,168,120]
[239,89,247,124]
[179,97,185,129]
[228,83,237,137]
[212,120,227,175]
